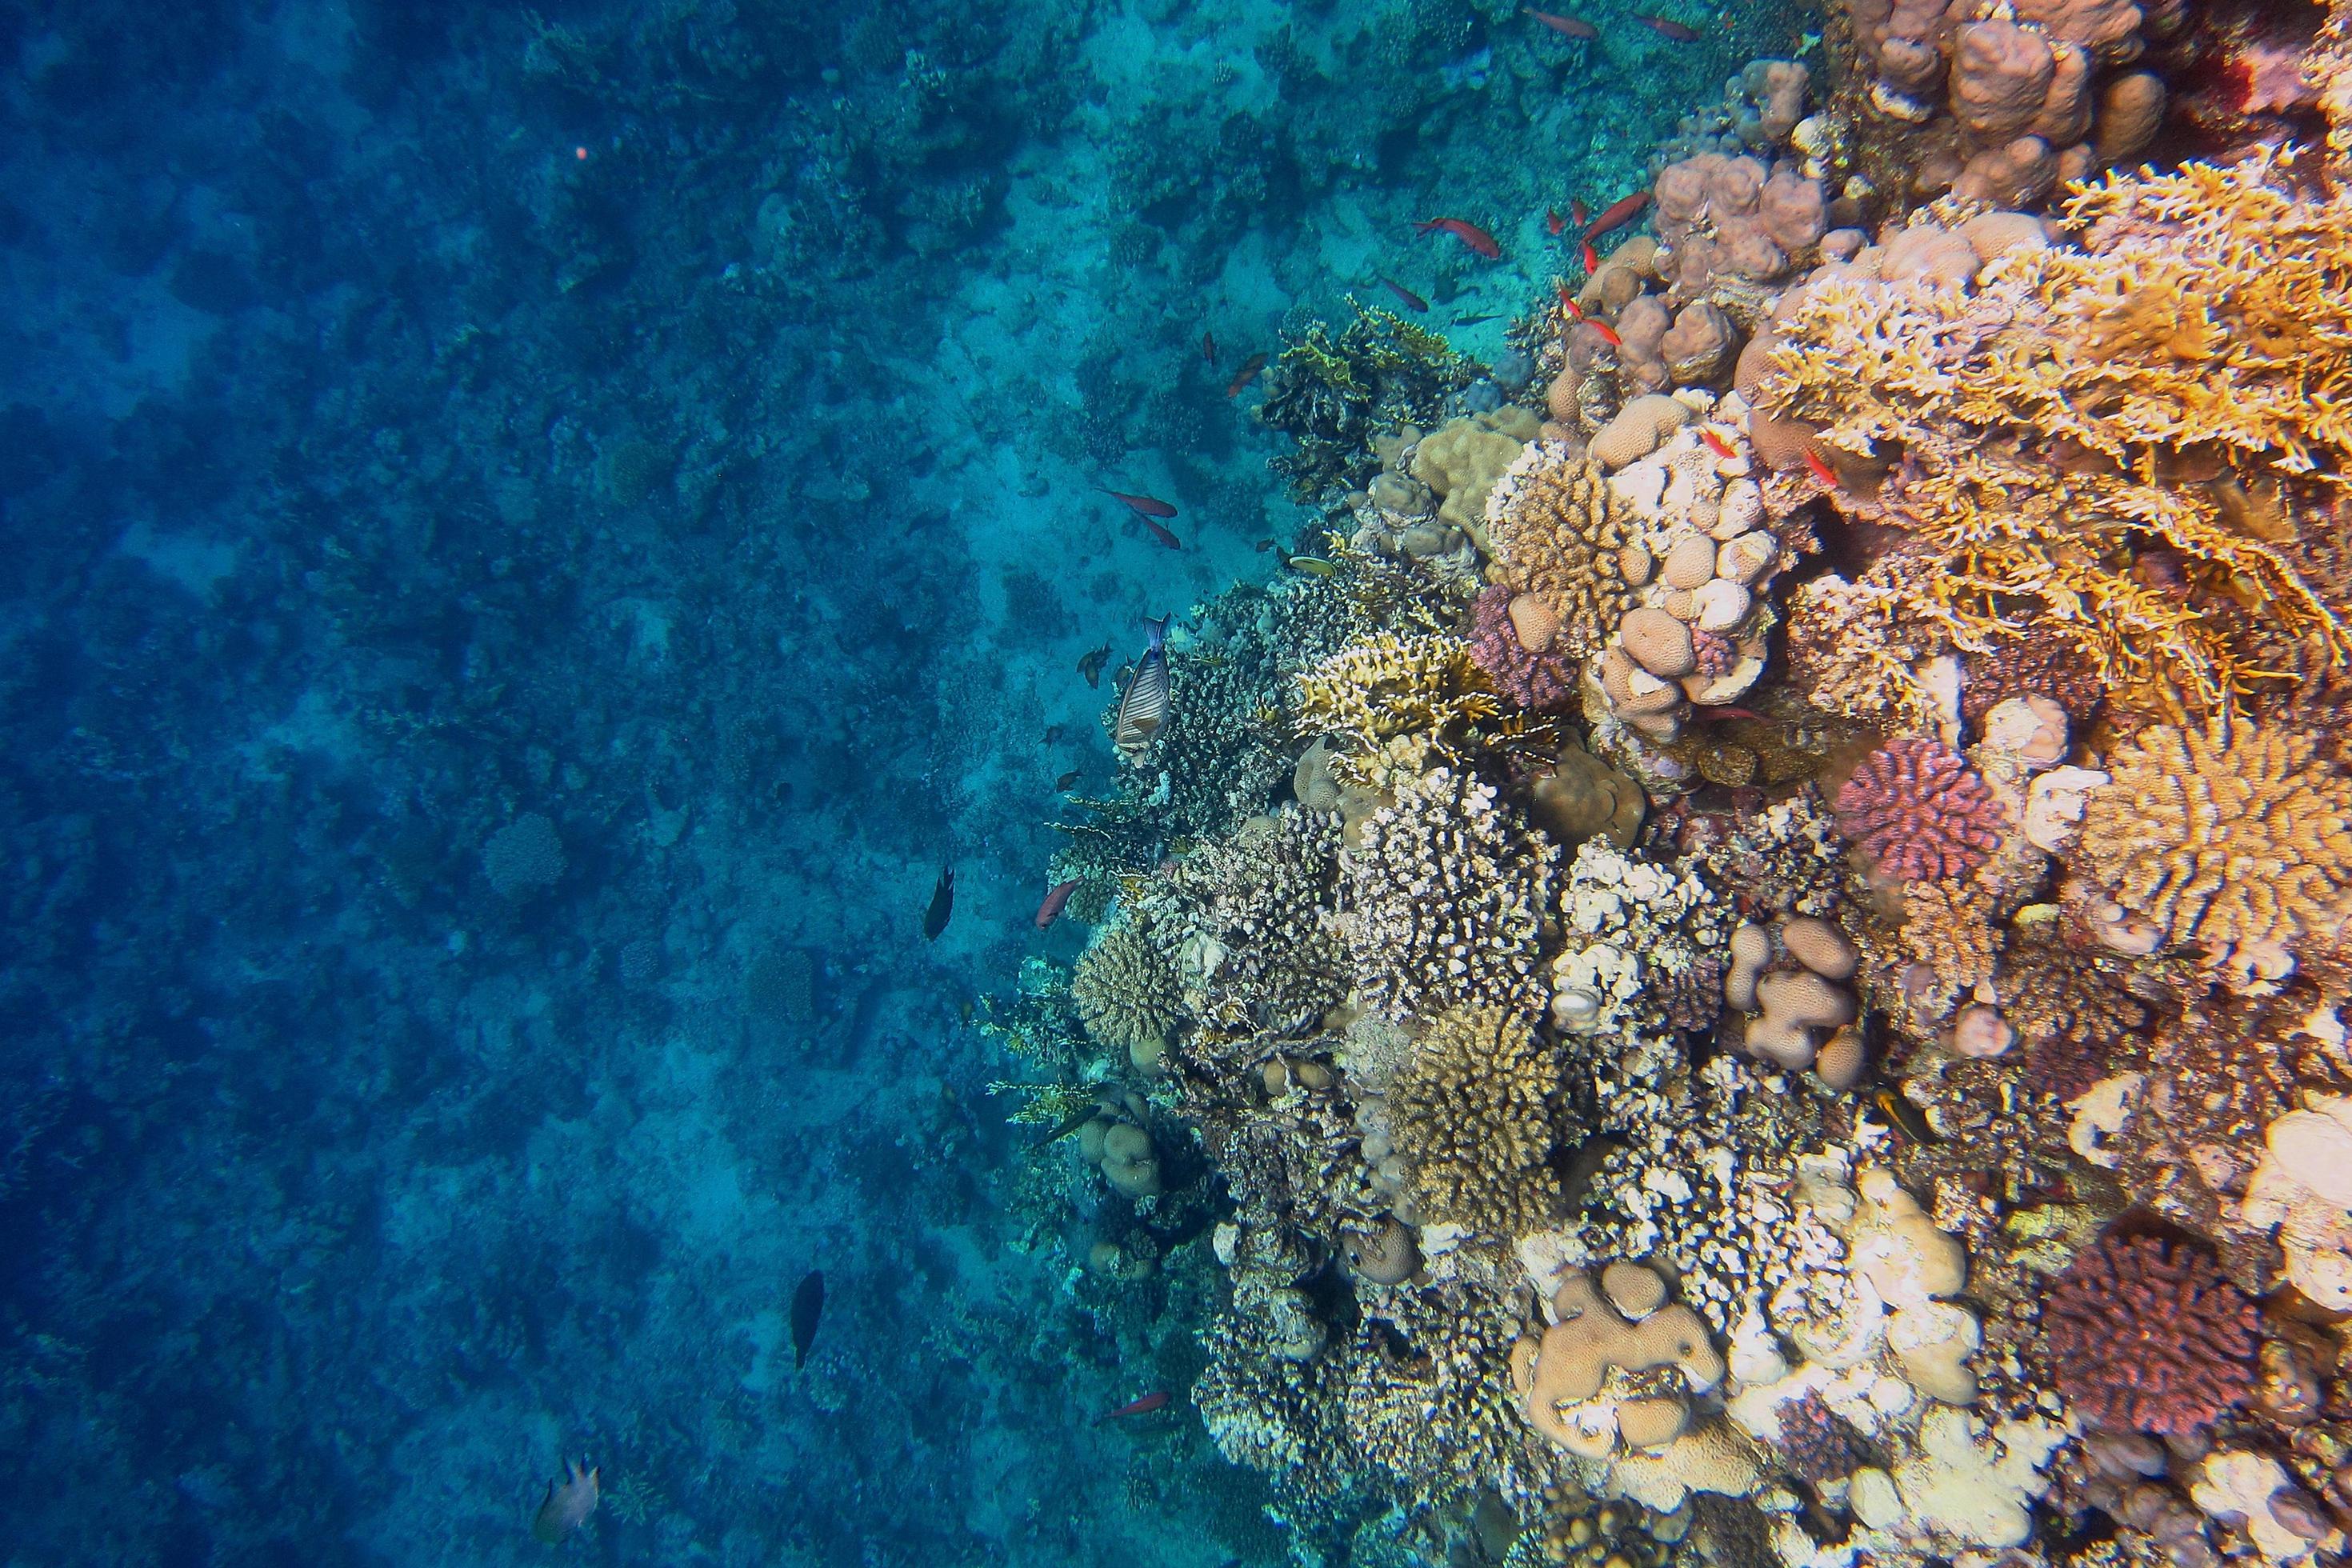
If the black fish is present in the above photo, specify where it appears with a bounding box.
[1078,642,1111,689]
[791,1270,825,1370]
[1044,723,1068,744]
[922,866,954,941]
[1056,768,1082,791]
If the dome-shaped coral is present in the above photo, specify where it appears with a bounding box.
[2041,1234,2258,1436]
[1834,738,2004,882]
[1072,925,1179,1064]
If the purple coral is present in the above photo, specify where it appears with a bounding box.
[1774,1390,1875,1486]
[1834,738,2003,882]
[1469,586,1576,712]
[2042,1234,2259,1436]
[1690,627,1738,679]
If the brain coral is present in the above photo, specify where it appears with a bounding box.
[2041,1234,2259,1436]
[1071,924,1180,1063]
[1344,767,1558,1022]
[2078,720,2352,966]
[1386,1003,1566,1238]
[1483,442,1643,661]
[1834,738,2004,882]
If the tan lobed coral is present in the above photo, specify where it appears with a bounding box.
[1071,923,1181,1068]
[1510,1263,1726,1459]
[1385,1003,1568,1239]
[1484,443,1646,661]
[2078,720,2352,974]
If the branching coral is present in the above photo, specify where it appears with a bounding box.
[1343,767,1557,1022]
[1131,806,1347,1038]
[1468,584,1577,710]
[1293,631,1498,781]
[2040,1234,2260,1436]
[1384,1003,1568,1239]
[1835,738,2006,883]
[2078,719,2352,970]
[1071,923,1180,1066]
[1484,443,1645,662]
[1758,154,2352,710]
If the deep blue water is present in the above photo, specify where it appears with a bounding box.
[0,2,1776,1561]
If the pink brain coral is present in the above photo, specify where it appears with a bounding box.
[2042,1234,2258,1435]
[1834,738,2004,882]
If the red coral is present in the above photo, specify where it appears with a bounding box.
[1468,586,1576,711]
[1690,627,1737,679]
[2042,1234,2259,1436]
[1962,634,2106,726]
[1833,738,2003,882]
[1774,1390,1877,1486]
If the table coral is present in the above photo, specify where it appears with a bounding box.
[2040,1233,2260,1435]
[1834,738,2005,884]
[2078,719,2352,974]
[1384,1003,1570,1239]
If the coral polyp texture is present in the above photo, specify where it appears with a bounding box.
[1834,738,2004,882]
[1384,1004,1567,1240]
[2041,1234,2261,1437]
[2078,720,2352,970]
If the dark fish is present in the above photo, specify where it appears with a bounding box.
[1202,330,1217,364]
[1044,723,1068,744]
[1078,642,1111,687]
[1380,276,1428,312]
[1043,1104,1100,1142]
[1632,11,1701,39]
[1056,768,1083,790]
[1871,1086,1942,1145]
[1224,353,1267,398]
[1035,878,1082,930]
[1451,312,1503,325]
[1140,516,1181,550]
[531,1460,599,1544]
[1114,615,1171,760]
[922,866,954,941]
[1253,538,1277,551]
[1098,486,1178,520]
[1526,7,1599,38]
[790,1270,825,1369]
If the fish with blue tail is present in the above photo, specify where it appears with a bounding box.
[1114,615,1171,761]
[922,866,954,940]
[791,1270,825,1370]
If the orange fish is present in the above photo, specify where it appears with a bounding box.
[1035,878,1082,930]
[1570,198,1589,228]
[1701,428,1736,459]
[1586,318,1622,349]
[1554,278,1586,319]
[1202,330,1217,365]
[1225,353,1267,398]
[1584,190,1652,241]
[1547,206,1566,236]
[1098,1390,1173,1422]
[1097,487,1177,519]
[1802,447,1840,488]
[1581,239,1599,272]
[1381,277,1429,312]
[1526,7,1598,38]
[1632,12,1700,39]
[1414,217,1500,258]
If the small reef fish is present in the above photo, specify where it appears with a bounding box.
[1414,217,1500,258]
[1525,8,1599,38]
[1288,556,1340,577]
[1690,704,1765,722]
[791,1270,825,1369]
[1802,446,1841,489]
[1114,615,1171,760]
[1035,878,1082,930]
[1056,768,1082,791]
[1583,189,1653,240]
[1586,318,1623,348]
[922,866,955,941]
[1571,197,1590,227]
[531,1459,599,1544]
[1224,353,1267,398]
[1632,12,1701,39]
[1043,723,1068,744]
[1871,1087,1942,1145]
[1098,1390,1173,1422]
[1201,330,1217,365]
[1380,277,1428,312]
[1097,486,1178,519]
[1547,206,1565,236]
[1254,538,1277,551]
[1140,516,1182,550]
[1580,238,1600,272]
[1554,279,1585,319]
[1078,642,1111,688]
[1700,428,1737,459]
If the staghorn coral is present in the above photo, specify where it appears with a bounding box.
[1759,155,2352,711]
[2042,1234,2260,1436]
[2078,719,2352,974]
[1835,738,2005,883]
[1294,631,1498,778]
[1344,767,1557,1022]
[1899,879,2002,1021]
[1384,1003,1570,1238]
[1484,443,1645,661]
[1070,923,1181,1066]
[1781,566,1945,734]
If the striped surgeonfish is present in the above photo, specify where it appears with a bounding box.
[1113,615,1170,760]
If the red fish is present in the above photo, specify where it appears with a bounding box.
[1202,330,1217,365]
[1802,447,1840,488]
[1381,277,1429,312]
[1547,206,1565,236]
[1097,487,1177,520]
[1700,428,1737,459]
[1225,352,1267,398]
[1584,190,1652,241]
[1554,278,1586,319]
[1034,878,1082,930]
[1098,1390,1173,1422]
[1632,12,1701,39]
[1414,217,1501,258]
[1526,8,1599,38]
[1692,705,1766,722]
[1581,239,1599,272]
[1141,517,1181,550]
[1586,318,1623,348]
[1570,198,1589,228]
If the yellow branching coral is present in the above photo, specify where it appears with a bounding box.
[1761,153,2352,712]
[1483,442,1643,660]
[1386,1003,1565,1240]
[1293,631,1498,763]
[2078,719,2352,970]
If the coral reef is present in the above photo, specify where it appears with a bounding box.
[1071,923,1182,1070]
[2041,1234,2262,1436]
[1834,738,2005,884]
[1381,1004,1570,1240]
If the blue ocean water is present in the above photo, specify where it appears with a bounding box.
[0,2,1786,1561]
